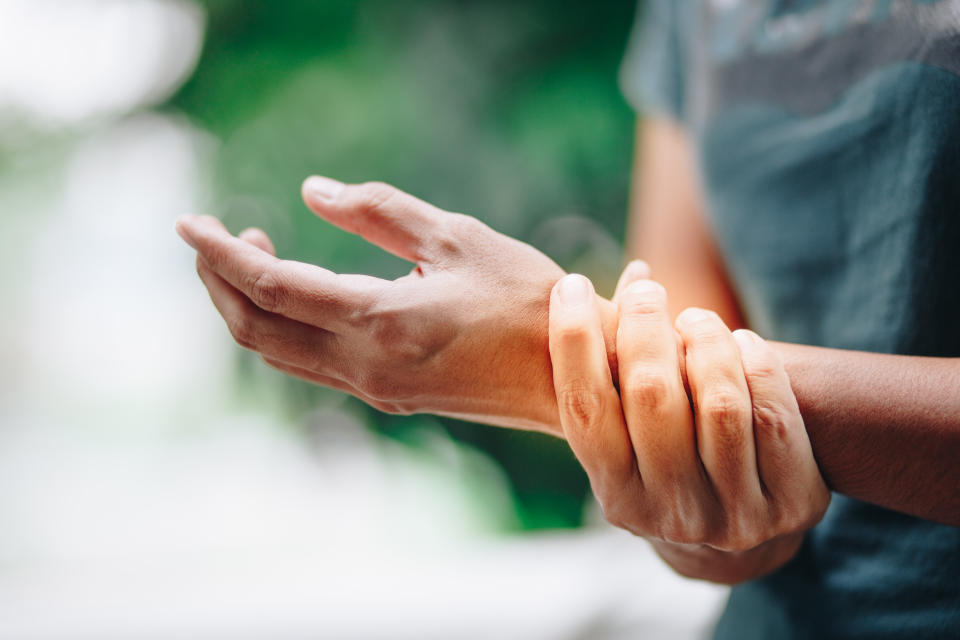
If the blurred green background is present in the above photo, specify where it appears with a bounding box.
[168,0,639,530]
[0,4,731,636]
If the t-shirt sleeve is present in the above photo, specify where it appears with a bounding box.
[619,0,688,122]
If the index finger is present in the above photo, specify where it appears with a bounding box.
[176,215,385,331]
[549,274,640,504]
[617,280,699,490]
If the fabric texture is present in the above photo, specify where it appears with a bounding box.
[621,1,960,638]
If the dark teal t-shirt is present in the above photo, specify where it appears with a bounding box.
[621,1,960,638]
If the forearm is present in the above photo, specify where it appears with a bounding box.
[627,118,745,328]
[774,343,960,526]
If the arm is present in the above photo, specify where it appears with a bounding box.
[177,117,960,527]
[775,344,960,526]
[626,118,745,327]
[548,272,830,584]
[624,117,960,530]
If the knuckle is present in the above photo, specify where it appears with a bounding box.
[753,401,794,441]
[716,530,763,553]
[343,294,376,330]
[557,382,606,430]
[369,314,431,364]
[450,212,485,236]
[437,213,480,256]
[622,369,674,413]
[432,213,468,259]
[648,488,722,546]
[713,509,769,552]
[249,267,285,312]
[702,389,750,428]
[368,307,404,345]
[657,514,706,546]
[358,181,400,218]
[621,287,667,318]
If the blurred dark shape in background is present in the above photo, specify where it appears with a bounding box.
[170,0,638,529]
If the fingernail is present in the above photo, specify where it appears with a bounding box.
[304,176,345,202]
[732,328,761,350]
[175,215,198,249]
[557,274,592,304]
[624,259,651,280]
[676,307,712,326]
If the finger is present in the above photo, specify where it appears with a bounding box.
[613,260,651,304]
[549,274,641,507]
[617,280,698,490]
[732,329,824,503]
[675,308,761,506]
[239,227,276,256]
[260,355,403,415]
[612,261,687,387]
[178,214,386,330]
[260,355,369,399]
[301,177,452,264]
[196,257,346,376]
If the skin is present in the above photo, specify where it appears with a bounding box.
[620,118,960,578]
[176,117,960,582]
[548,270,829,584]
[178,177,619,431]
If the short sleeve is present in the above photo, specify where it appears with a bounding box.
[619,0,689,122]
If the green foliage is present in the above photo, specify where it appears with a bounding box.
[169,0,639,529]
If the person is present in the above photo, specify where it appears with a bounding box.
[175,0,960,637]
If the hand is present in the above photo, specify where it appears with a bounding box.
[547,270,830,584]
[176,177,618,433]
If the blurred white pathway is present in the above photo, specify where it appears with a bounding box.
[0,416,726,640]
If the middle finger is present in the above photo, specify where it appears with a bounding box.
[617,280,700,491]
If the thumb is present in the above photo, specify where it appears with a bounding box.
[302,176,450,264]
